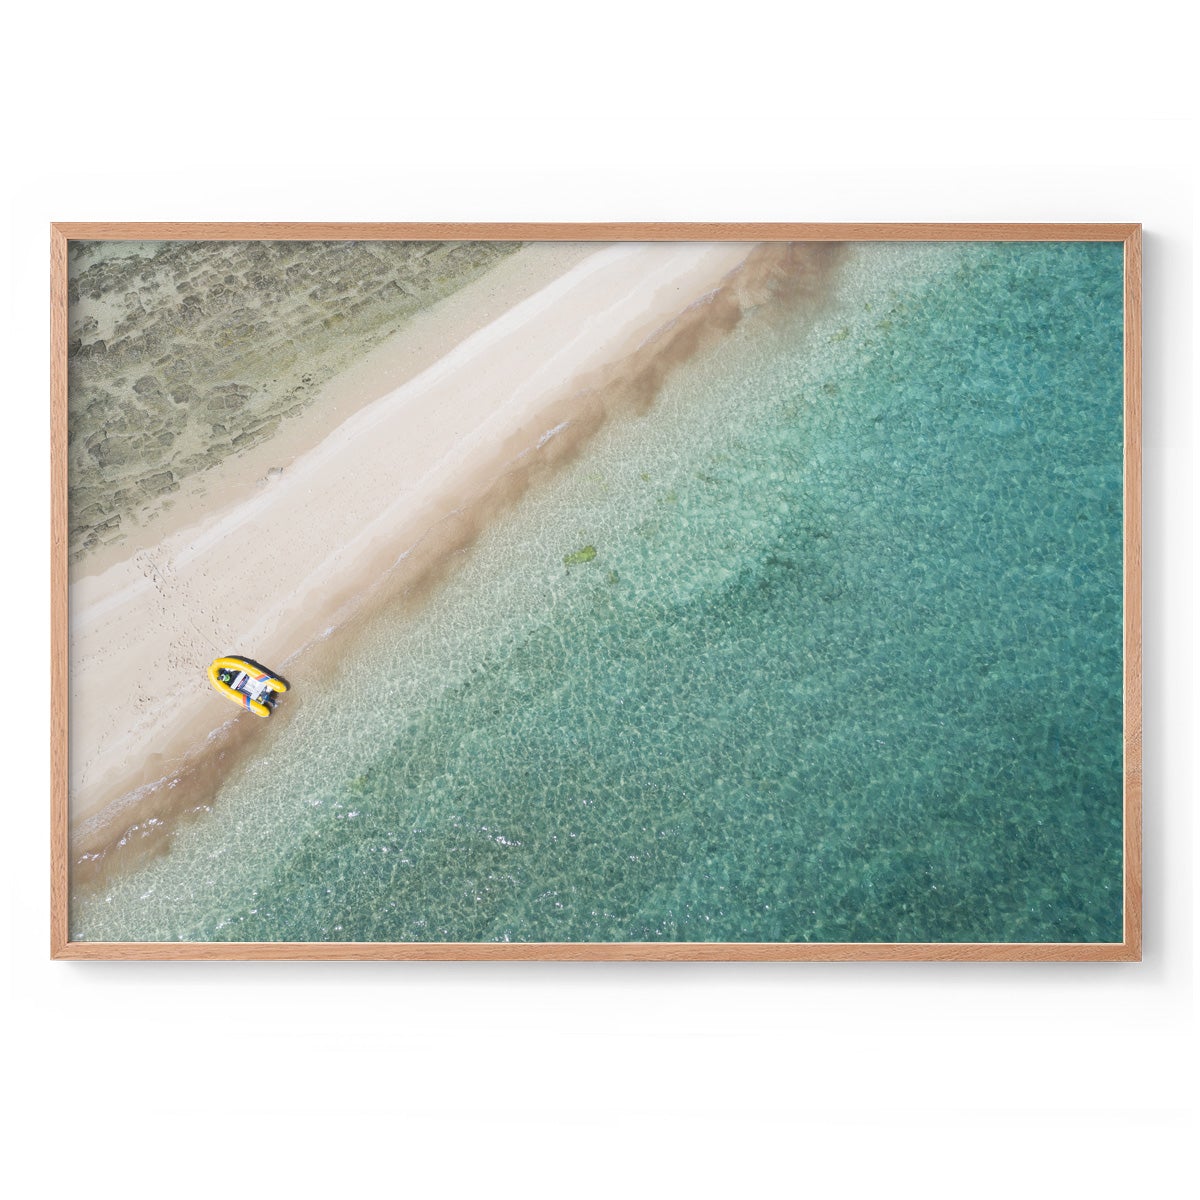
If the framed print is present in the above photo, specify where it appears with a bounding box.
[50,223,1141,960]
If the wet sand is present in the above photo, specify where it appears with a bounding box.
[69,240,790,860]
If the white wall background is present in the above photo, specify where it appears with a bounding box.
[2,4,1194,1196]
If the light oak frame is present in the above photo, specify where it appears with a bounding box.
[50,223,1142,961]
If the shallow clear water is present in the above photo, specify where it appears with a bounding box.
[73,241,1126,943]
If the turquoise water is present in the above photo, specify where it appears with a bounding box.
[72,242,1126,943]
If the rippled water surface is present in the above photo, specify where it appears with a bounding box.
[73,242,1126,943]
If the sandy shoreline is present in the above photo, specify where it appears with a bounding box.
[69,240,763,855]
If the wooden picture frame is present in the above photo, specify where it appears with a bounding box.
[51,222,1141,961]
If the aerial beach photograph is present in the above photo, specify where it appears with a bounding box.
[15,3,1195,1187]
[56,227,1135,952]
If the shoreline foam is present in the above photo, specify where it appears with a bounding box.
[69,240,819,873]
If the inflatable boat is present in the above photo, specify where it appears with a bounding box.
[207,655,288,717]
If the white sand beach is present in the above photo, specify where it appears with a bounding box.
[69,240,759,847]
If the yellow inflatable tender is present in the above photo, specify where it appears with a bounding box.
[207,655,288,717]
